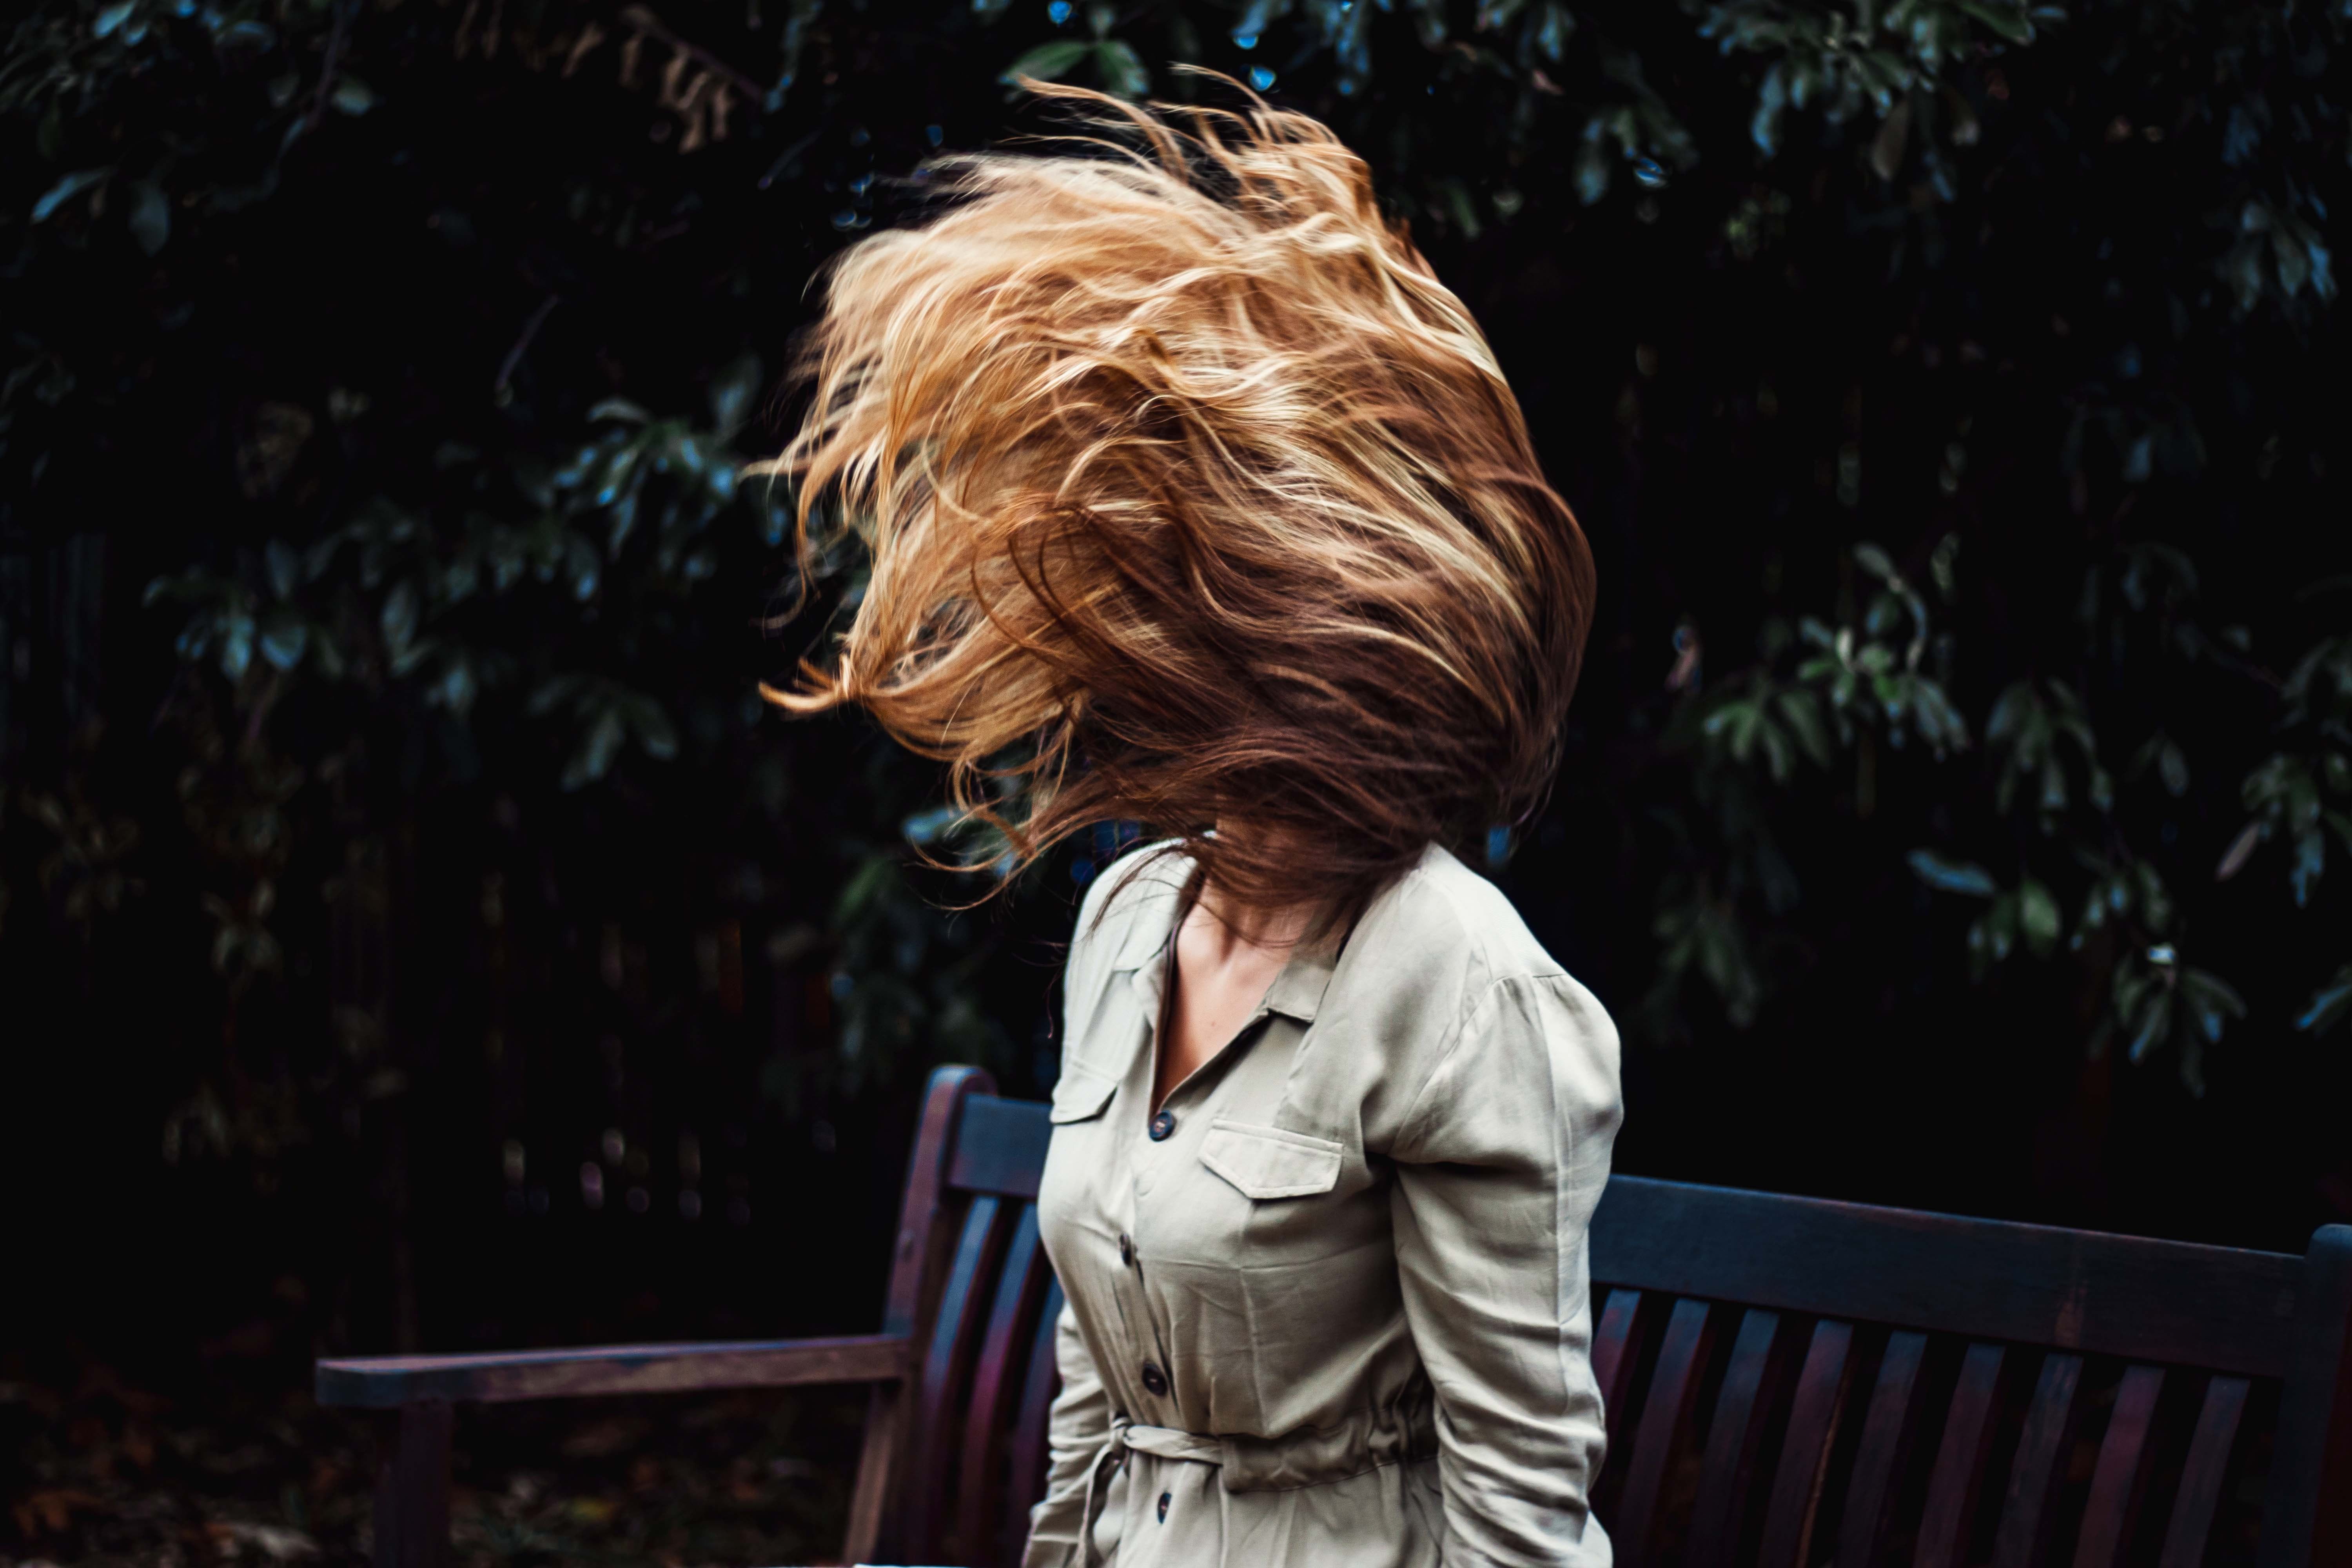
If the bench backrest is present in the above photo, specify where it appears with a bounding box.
[882,1067,2352,1568]
[869,1067,1060,1567]
[1586,1179,2352,1568]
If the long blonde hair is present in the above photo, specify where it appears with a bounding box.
[757,78,1594,921]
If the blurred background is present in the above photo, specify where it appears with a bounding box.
[2,0,2347,1561]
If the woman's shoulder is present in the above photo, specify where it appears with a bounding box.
[1317,845,1619,1145]
[1313,841,1612,1071]
[1351,841,1569,995]
[1067,840,1192,980]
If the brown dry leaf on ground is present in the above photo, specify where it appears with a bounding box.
[205,1520,321,1561]
[13,1489,103,1536]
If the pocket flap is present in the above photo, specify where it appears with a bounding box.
[1200,1120,1344,1200]
[1047,1064,1119,1123]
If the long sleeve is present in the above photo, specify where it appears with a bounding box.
[1022,1298,1112,1568]
[1388,972,1624,1567]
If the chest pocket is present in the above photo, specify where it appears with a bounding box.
[1200,1120,1344,1200]
[1048,1063,1119,1123]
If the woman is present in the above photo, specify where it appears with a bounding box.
[765,80,1621,1568]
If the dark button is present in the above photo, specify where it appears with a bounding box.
[1158,1491,1172,1524]
[1118,1232,1135,1267]
[1149,1111,1176,1142]
[1140,1361,1169,1397]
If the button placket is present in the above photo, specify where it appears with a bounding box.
[1119,1153,1175,1415]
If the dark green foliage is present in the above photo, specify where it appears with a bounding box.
[3,0,2350,1499]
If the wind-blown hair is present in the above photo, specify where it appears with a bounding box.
[759,79,1594,927]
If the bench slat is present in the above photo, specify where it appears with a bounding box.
[947,1095,1052,1200]
[1757,1318,1856,1568]
[2158,1374,2250,1568]
[1836,1328,1930,1566]
[2074,1363,2165,1568]
[1915,1341,2008,1568]
[1615,1297,1714,1567]
[1593,1287,1648,1461]
[315,1334,907,1407]
[1993,1351,2087,1568]
[958,1201,1049,1557]
[1593,1177,2302,1377]
[1002,1279,1066,1568]
[1684,1308,1793,1568]
[912,1194,1011,1551]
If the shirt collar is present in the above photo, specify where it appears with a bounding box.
[1261,940,1338,1023]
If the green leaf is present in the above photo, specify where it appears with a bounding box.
[259,614,308,671]
[1958,1,2036,44]
[707,353,764,432]
[2123,990,2170,1064]
[1907,849,1997,898]
[1096,40,1150,98]
[903,805,963,846]
[2072,878,2112,946]
[1868,98,1911,182]
[1000,40,1095,85]
[2018,878,2062,956]
[1911,679,1971,756]
[2299,967,2352,1035]
[127,180,169,254]
[2087,764,2115,815]
[833,851,902,926]
[527,673,582,718]
[330,76,376,115]
[32,167,109,223]
[1756,714,1792,781]
[1776,689,1833,767]
[220,613,254,681]
[563,708,628,790]
[381,580,419,655]
[431,655,476,715]
[2291,828,2326,907]
[2134,860,2175,934]
[2158,739,2189,797]
[2178,967,2247,1043]
[1982,892,2019,963]
[566,533,601,601]
[626,697,680,761]
[2039,755,2068,815]
[265,539,299,600]
[1985,681,2030,747]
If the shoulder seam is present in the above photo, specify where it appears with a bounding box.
[1390,855,1566,987]
[1390,972,1591,1156]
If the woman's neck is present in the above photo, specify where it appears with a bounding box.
[1190,873,1318,958]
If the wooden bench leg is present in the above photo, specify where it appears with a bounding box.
[372,1399,453,1568]
[843,1380,904,1565]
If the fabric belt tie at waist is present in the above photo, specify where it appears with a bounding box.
[1074,1397,1439,1566]
[1077,1419,1220,1566]
[1119,1422,1226,1465]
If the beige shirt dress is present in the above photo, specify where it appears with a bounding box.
[1023,843,1623,1568]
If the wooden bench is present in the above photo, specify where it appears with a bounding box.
[319,1065,2352,1566]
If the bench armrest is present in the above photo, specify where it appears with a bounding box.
[316,1332,910,1408]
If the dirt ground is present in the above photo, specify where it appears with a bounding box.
[2,1363,866,1567]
